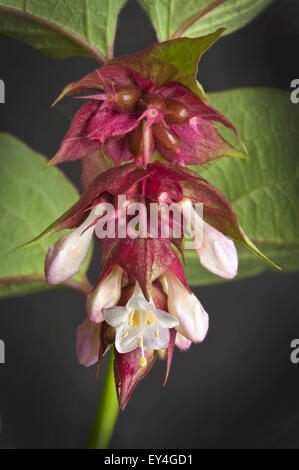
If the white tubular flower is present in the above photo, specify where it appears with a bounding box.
[164,270,209,343]
[103,282,178,367]
[181,198,238,279]
[87,265,123,323]
[175,332,191,351]
[198,221,238,279]
[45,203,105,285]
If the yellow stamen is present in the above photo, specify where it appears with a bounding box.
[139,356,147,367]
[128,310,140,326]
[138,337,143,348]
[146,310,156,326]
[155,329,159,337]
[121,331,128,338]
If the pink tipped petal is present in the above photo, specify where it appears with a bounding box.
[174,293,209,343]
[76,319,101,367]
[45,205,104,285]
[45,228,92,285]
[197,221,238,279]
[175,332,192,351]
[87,265,123,323]
[166,270,209,343]
[87,107,139,144]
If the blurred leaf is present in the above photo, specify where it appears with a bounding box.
[0,0,127,61]
[0,133,92,298]
[139,0,273,41]
[186,88,299,285]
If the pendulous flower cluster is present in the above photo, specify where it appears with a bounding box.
[26,35,273,409]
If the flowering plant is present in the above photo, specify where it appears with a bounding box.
[18,27,279,411]
[0,0,297,450]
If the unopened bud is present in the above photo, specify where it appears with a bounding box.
[129,121,153,157]
[165,99,189,124]
[152,124,179,151]
[111,86,142,113]
[138,93,164,113]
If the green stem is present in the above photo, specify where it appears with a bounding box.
[87,349,119,449]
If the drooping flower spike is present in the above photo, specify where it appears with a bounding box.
[16,32,280,410]
[19,157,279,408]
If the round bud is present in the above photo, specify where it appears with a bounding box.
[113,86,142,113]
[137,93,164,113]
[152,124,179,151]
[129,122,144,156]
[165,99,189,124]
[128,122,153,158]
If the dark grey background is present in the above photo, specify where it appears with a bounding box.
[0,0,299,449]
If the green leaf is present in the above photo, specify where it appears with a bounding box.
[139,0,274,41]
[0,0,127,61]
[0,133,92,298]
[185,88,299,286]
[110,29,224,98]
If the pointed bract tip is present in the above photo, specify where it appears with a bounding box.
[43,160,53,169]
[242,231,281,272]
[51,90,68,107]
[234,150,248,160]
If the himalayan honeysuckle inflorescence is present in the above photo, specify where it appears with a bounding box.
[23,32,278,409]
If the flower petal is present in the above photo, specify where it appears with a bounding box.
[115,324,139,353]
[87,265,123,323]
[76,319,101,367]
[126,283,155,311]
[175,332,192,351]
[142,324,170,350]
[45,205,105,285]
[197,221,238,279]
[155,309,178,328]
[102,306,128,328]
[166,270,209,343]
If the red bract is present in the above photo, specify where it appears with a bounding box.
[47,61,244,169]
[114,347,156,410]
[27,160,274,278]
